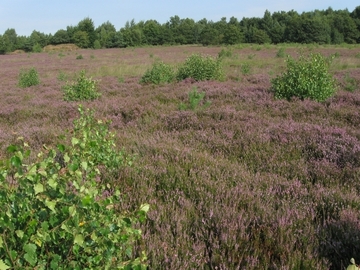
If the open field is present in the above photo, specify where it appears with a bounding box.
[1,44,360,269]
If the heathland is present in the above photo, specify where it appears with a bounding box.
[1,43,360,269]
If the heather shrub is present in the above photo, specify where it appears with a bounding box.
[0,106,148,269]
[179,86,211,111]
[318,209,360,269]
[18,67,40,88]
[176,54,224,81]
[271,53,337,101]
[62,70,101,101]
[76,54,83,60]
[140,61,175,84]
[343,72,358,92]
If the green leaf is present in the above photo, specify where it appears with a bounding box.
[28,165,37,175]
[6,145,17,153]
[15,230,24,239]
[81,161,88,171]
[48,177,58,189]
[34,183,44,195]
[24,253,37,266]
[0,260,10,270]
[45,200,57,213]
[139,204,150,213]
[10,156,21,167]
[61,223,71,233]
[71,137,79,146]
[64,153,70,163]
[39,220,48,230]
[9,250,17,261]
[0,236,3,248]
[69,205,77,216]
[38,168,47,177]
[57,144,65,152]
[74,234,84,246]
[23,243,37,266]
[90,231,98,241]
[50,254,61,269]
[69,163,79,172]
[81,195,92,206]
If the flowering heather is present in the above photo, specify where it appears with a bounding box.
[1,44,360,269]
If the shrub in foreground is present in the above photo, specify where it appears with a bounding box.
[18,67,40,88]
[176,53,224,81]
[0,106,148,269]
[140,61,175,85]
[271,53,337,101]
[62,70,101,101]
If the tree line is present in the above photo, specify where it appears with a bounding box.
[1,6,360,54]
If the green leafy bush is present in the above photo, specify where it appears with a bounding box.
[176,54,224,81]
[247,53,256,59]
[62,70,101,101]
[57,70,69,82]
[140,61,175,85]
[32,43,42,53]
[179,86,211,111]
[18,67,40,88]
[276,48,286,58]
[241,63,251,75]
[271,53,337,101]
[0,105,148,269]
[76,54,84,60]
[93,40,101,49]
[218,48,232,59]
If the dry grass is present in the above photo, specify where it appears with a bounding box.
[43,43,80,52]
[10,49,26,54]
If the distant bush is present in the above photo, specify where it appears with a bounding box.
[118,76,125,83]
[218,48,232,59]
[140,61,175,84]
[62,70,101,101]
[241,63,251,75]
[57,70,69,82]
[276,47,286,58]
[0,105,148,269]
[76,54,84,60]
[176,54,224,81]
[32,43,42,53]
[179,86,211,111]
[271,53,337,101]
[93,40,101,49]
[18,67,40,88]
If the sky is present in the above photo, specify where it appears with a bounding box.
[0,0,359,36]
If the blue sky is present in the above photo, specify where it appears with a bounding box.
[0,0,358,36]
